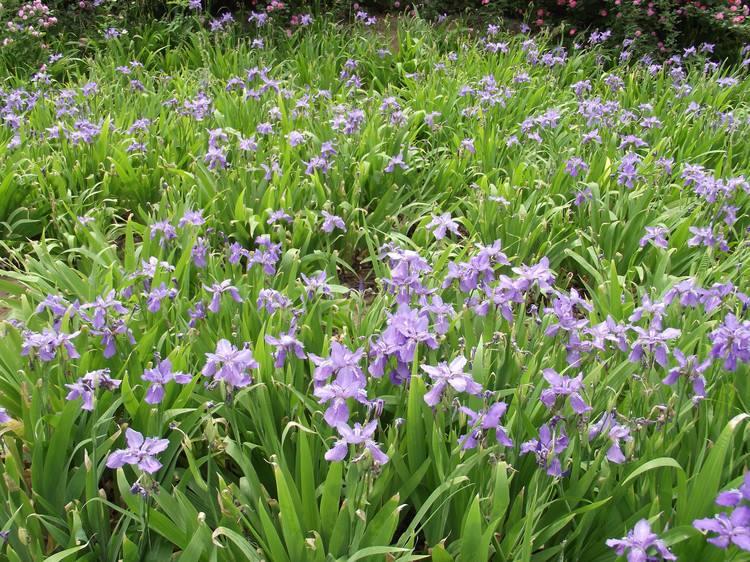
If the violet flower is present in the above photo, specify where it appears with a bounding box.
[512,257,556,294]
[662,348,710,402]
[91,319,135,359]
[144,282,177,313]
[694,509,750,551]
[565,157,589,178]
[188,302,206,328]
[324,420,389,465]
[192,237,209,268]
[384,153,408,173]
[709,313,750,371]
[268,209,293,225]
[142,359,192,404]
[204,280,242,313]
[257,289,292,314]
[629,318,681,368]
[688,226,729,251]
[178,209,205,228]
[321,211,346,233]
[81,290,128,330]
[309,341,366,387]
[202,339,259,390]
[606,520,676,561]
[106,428,170,474]
[426,213,461,240]
[21,329,80,362]
[421,295,455,335]
[640,226,669,249]
[540,369,591,413]
[265,325,306,368]
[421,356,482,407]
[520,422,569,477]
[314,377,369,426]
[300,271,331,299]
[589,412,632,464]
[715,472,750,508]
[458,402,513,450]
[65,369,121,411]
[149,220,177,244]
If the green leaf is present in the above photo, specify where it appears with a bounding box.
[212,527,263,561]
[43,544,89,562]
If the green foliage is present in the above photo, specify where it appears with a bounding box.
[0,13,748,562]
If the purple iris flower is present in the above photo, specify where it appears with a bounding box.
[421,295,455,335]
[265,325,306,368]
[188,302,206,328]
[694,508,750,551]
[565,157,589,177]
[458,402,512,450]
[267,209,293,225]
[81,290,128,330]
[300,271,331,299]
[239,135,257,151]
[324,420,389,465]
[192,237,209,268]
[287,131,305,146]
[144,282,177,313]
[640,226,669,249]
[629,294,666,323]
[0,408,11,423]
[586,316,630,353]
[149,220,177,244]
[662,349,710,402]
[688,226,729,251]
[178,209,205,227]
[130,257,174,281]
[460,138,476,154]
[617,152,642,188]
[202,339,259,390]
[314,377,369,426]
[309,341,366,387]
[142,359,192,404]
[588,412,632,464]
[248,244,281,276]
[257,289,292,314]
[21,329,80,362]
[384,153,408,173]
[383,247,432,303]
[709,313,750,371]
[520,422,569,477]
[606,520,676,561]
[91,319,135,359]
[714,473,750,508]
[205,146,228,170]
[512,257,556,294]
[540,369,591,413]
[421,357,482,406]
[106,428,170,474]
[65,369,121,411]
[385,305,438,364]
[581,129,601,145]
[35,295,71,319]
[543,289,592,337]
[426,213,461,240]
[571,80,591,97]
[204,280,242,313]
[619,135,648,149]
[321,211,346,233]
[629,318,681,368]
